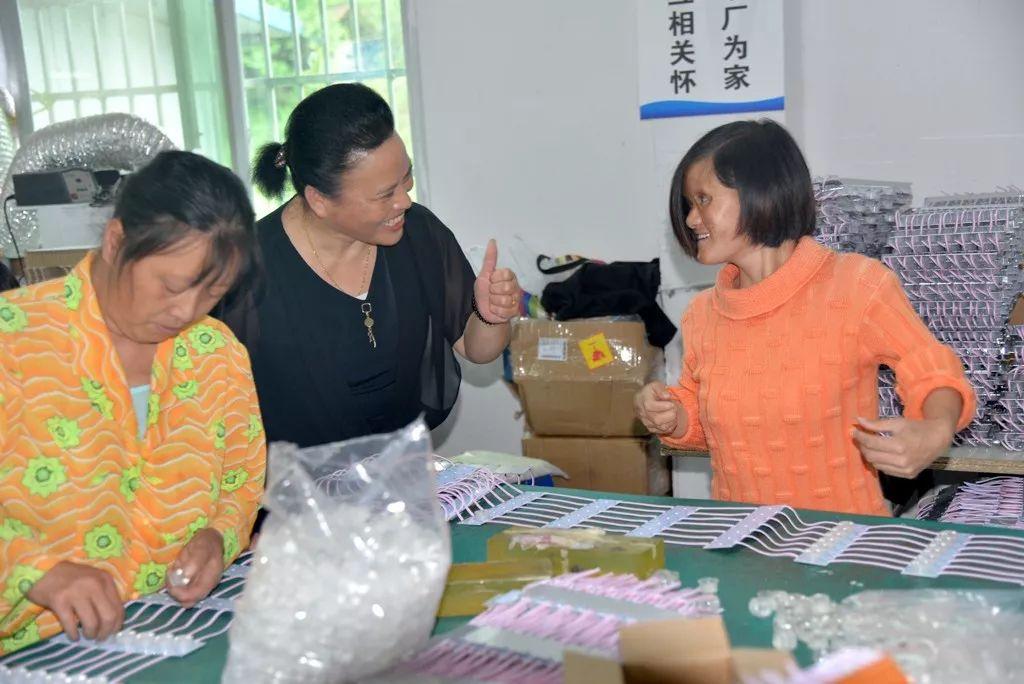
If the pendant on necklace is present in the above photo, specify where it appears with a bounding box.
[361,302,377,349]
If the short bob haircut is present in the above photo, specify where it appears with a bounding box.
[112,150,258,292]
[668,120,816,259]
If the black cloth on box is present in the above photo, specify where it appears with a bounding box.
[0,262,18,292]
[215,201,476,448]
[540,258,677,347]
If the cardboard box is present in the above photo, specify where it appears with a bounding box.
[10,249,91,285]
[564,617,794,684]
[1010,295,1024,326]
[522,435,669,495]
[510,317,657,437]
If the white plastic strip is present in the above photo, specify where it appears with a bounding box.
[902,530,973,578]
[795,521,870,566]
[704,506,787,550]
[0,666,110,684]
[222,564,250,579]
[0,558,257,682]
[131,592,235,613]
[461,492,545,525]
[46,630,203,658]
[543,499,619,529]
[455,495,1024,587]
[626,506,697,538]
[435,464,481,487]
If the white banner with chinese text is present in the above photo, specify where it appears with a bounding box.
[637,0,784,119]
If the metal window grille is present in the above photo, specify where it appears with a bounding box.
[9,0,414,196]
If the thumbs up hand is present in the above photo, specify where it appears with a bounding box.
[474,239,520,324]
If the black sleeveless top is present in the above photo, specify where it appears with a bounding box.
[219,202,476,447]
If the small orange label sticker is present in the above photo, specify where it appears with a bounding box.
[579,333,614,370]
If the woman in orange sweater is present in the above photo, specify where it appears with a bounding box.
[635,121,975,516]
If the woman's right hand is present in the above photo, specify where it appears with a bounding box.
[635,381,686,437]
[26,561,124,641]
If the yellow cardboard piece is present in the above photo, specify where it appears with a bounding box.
[563,617,795,684]
[579,332,615,370]
[564,650,626,684]
[620,617,731,684]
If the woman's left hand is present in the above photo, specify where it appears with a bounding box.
[166,528,225,608]
[474,239,520,324]
[852,416,955,479]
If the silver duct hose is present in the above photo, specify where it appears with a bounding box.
[1,112,176,254]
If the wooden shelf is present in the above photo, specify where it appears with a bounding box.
[931,446,1024,475]
[659,442,1024,476]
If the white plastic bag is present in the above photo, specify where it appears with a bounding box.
[223,418,451,683]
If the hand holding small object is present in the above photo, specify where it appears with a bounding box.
[167,566,191,588]
[853,415,955,479]
[167,528,225,608]
[635,381,687,438]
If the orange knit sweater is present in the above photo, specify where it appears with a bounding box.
[662,238,976,516]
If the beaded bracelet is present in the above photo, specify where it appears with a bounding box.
[471,295,500,326]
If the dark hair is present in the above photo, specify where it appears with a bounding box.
[252,83,395,200]
[113,150,257,291]
[668,120,816,258]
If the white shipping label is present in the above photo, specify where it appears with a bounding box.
[537,338,567,362]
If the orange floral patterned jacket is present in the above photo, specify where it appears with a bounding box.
[0,253,265,653]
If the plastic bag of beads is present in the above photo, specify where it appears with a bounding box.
[223,418,451,683]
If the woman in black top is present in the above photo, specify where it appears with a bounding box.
[223,83,518,448]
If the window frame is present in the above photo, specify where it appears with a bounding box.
[0,0,430,205]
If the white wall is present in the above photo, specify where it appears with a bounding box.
[408,0,1024,457]
[787,0,1024,201]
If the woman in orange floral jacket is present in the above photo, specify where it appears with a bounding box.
[0,151,265,654]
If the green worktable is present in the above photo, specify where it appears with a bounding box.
[127,487,1024,682]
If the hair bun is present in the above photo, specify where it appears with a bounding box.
[252,141,289,198]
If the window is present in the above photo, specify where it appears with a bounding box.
[6,0,416,215]
[235,0,412,213]
[14,1,231,167]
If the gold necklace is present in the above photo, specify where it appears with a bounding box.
[301,222,377,349]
